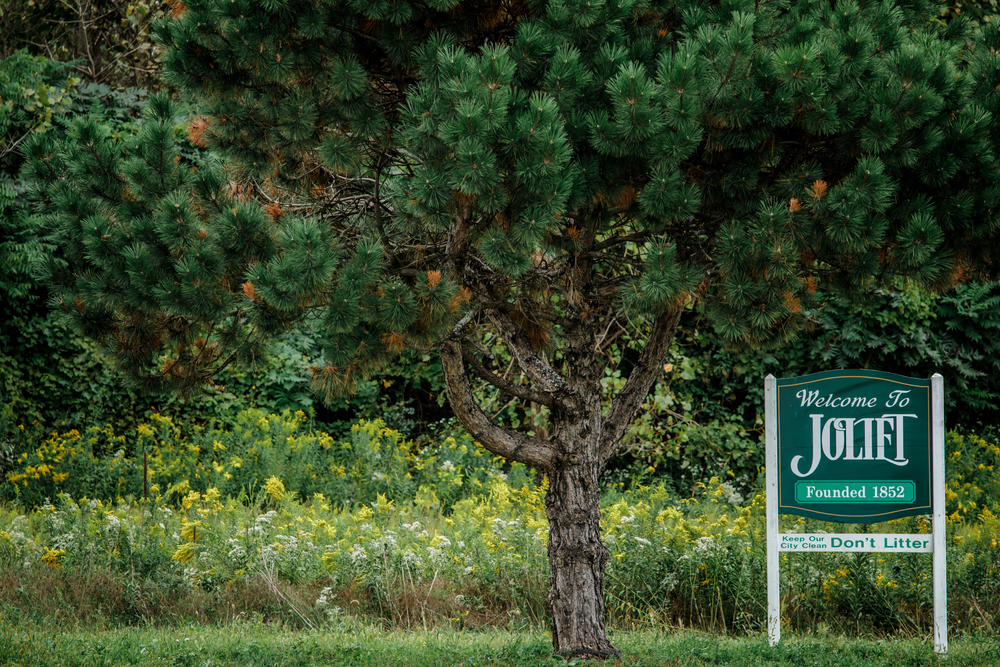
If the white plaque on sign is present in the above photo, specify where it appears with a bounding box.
[777,533,933,553]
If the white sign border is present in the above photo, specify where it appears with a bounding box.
[765,373,947,656]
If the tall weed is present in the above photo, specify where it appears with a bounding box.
[1,415,999,637]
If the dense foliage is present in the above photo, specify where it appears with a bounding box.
[19,2,1000,651]
[0,0,166,89]
[25,1,1000,398]
[3,49,1000,504]
[9,1,1000,654]
[1,415,999,638]
[0,54,345,438]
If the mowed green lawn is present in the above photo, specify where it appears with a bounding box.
[1,626,998,667]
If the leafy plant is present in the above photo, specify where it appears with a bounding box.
[2,431,998,637]
[0,52,78,300]
[0,51,78,168]
[808,283,1000,427]
[0,0,167,90]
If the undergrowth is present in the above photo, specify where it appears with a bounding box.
[1,414,998,638]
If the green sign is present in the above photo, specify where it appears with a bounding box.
[776,370,932,522]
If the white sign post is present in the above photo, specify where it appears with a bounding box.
[766,372,947,655]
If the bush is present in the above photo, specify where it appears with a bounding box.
[610,282,1000,496]
[1,410,539,512]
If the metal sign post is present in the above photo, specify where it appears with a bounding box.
[766,371,947,655]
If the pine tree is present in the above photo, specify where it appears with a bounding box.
[24,0,1000,655]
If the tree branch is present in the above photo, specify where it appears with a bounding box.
[439,340,559,471]
[441,306,478,341]
[593,232,651,252]
[461,344,556,408]
[599,308,683,463]
[583,251,643,268]
[485,308,567,396]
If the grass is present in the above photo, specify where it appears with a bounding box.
[1,623,999,667]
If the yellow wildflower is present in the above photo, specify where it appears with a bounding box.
[264,476,285,501]
[181,491,201,510]
[180,519,201,542]
[168,479,191,497]
[374,493,394,514]
[171,542,196,563]
[41,548,66,569]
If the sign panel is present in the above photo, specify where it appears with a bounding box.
[776,370,931,522]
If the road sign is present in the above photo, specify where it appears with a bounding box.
[775,370,931,522]
[765,372,947,656]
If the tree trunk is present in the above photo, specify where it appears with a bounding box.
[546,459,618,657]
[545,310,619,657]
[439,307,683,657]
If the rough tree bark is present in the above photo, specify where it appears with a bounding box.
[546,459,613,656]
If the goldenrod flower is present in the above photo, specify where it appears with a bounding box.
[180,519,201,542]
[264,476,285,501]
[374,493,394,514]
[171,542,196,563]
[169,479,191,497]
[181,491,201,510]
[41,548,66,569]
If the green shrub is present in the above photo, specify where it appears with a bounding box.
[610,282,1000,496]
[944,430,1000,520]
[1,410,536,512]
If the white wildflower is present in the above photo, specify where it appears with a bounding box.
[349,544,367,564]
[372,532,398,555]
